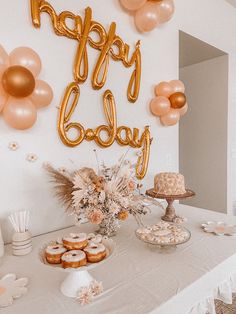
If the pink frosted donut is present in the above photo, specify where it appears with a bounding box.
[84,243,106,263]
[61,250,87,268]
[45,244,67,264]
[62,233,88,250]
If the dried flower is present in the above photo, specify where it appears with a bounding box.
[90,280,103,296]
[128,180,135,191]
[118,211,129,221]
[88,209,105,225]
[76,287,93,305]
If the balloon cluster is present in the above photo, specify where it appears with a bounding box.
[0,45,53,130]
[120,0,175,33]
[149,80,188,126]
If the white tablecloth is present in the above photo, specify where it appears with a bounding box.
[1,204,236,314]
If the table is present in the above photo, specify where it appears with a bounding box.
[1,204,236,314]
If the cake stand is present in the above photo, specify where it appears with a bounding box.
[39,238,115,298]
[146,189,195,222]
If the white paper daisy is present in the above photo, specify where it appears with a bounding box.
[0,274,28,308]
[8,141,19,151]
[26,153,38,162]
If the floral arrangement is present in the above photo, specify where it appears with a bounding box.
[45,154,162,236]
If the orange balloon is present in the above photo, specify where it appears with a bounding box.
[150,96,170,116]
[3,98,37,130]
[9,47,41,77]
[169,92,186,109]
[135,2,160,32]
[160,108,180,126]
[120,0,147,11]
[179,102,188,116]
[30,80,53,108]
[0,45,9,78]
[156,0,175,24]
[2,65,35,98]
[169,80,185,93]
[155,81,172,97]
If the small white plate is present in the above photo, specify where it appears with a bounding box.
[201,221,236,236]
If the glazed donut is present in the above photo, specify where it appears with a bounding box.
[45,244,67,264]
[62,233,88,250]
[61,250,87,268]
[87,233,103,244]
[84,243,106,263]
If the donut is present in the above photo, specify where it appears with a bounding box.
[62,233,88,250]
[87,233,103,244]
[84,243,106,263]
[45,244,67,264]
[61,250,87,268]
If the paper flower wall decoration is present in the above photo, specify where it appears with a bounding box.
[0,274,28,307]
[120,0,175,33]
[149,80,188,126]
[0,45,53,130]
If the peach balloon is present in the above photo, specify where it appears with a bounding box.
[120,0,147,11]
[160,108,180,126]
[3,98,37,130]
[135,2,160,32]
[9,47,42,77]
[156,0,175,24]
[0,45,9,77]
[179,102,188,116]
[150,96,171,117]
[0,85,8,113]
[30,80,53,108]
[169,80,185,93]
[155,81,172,97]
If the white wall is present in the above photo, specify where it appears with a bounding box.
[180,56,228,212]
[0,0,236,242]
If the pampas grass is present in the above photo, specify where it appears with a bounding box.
[44,164,74,212]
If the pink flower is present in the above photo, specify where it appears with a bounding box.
[76,287,93,305]
[90,280,103,296]
[128,180,136,191]
[88,209,104,225]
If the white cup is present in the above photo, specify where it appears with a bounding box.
[12,231,32,256]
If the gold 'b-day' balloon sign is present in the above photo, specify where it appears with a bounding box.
[30,0,152,179]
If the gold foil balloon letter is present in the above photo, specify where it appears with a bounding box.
[30,0,151,179]
[30,1,141,103]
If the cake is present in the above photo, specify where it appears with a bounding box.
[154,172,186,195]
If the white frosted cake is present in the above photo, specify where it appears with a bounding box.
[154,172,186,195]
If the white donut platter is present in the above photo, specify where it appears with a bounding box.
[39,237,115,298]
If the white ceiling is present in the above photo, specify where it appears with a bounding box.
[179,31,227,68]
[225,0,236,8]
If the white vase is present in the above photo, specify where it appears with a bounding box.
[12,231,32,256]
[0,224,4,258]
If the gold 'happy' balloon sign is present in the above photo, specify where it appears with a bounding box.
[30,0,152,179]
